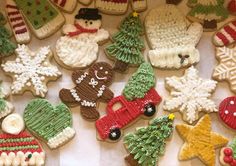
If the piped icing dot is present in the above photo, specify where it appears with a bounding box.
[230,100,235,105]
[233,112,236,117]
[225,110,229,114]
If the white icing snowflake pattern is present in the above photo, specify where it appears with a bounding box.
[163,66,217,124]
[1,45,61,97]
[213,46,236,93]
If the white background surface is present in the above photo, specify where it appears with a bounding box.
[0,0,236,165]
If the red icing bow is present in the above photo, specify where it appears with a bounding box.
[67,24,98,37]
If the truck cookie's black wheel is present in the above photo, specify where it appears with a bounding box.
[144,103,156,117]
[109,128,121,141]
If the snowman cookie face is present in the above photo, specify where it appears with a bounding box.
[75,18,101,30]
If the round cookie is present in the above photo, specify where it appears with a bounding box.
[2,113,24,135]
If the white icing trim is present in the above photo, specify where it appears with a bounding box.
[89,78,98,88]
[47,127,75,149]
[76,72,88,84]
[97,85,106,97]
[95,0,128,14]
[0,151,45,166]
[95,70,107,80]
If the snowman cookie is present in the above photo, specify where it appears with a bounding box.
[59,62,114,121]
[55,8,109,70]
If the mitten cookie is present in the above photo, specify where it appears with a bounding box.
[5,0,31,44]
[220,138,236,166]
[219,96,236,130]
[145,4,203,69]
[56,8,109,69]
[105,12,144,73]
[1,44,62,98]
[187,0,228,31]
[24,99,75,149]
[213,47,236,93]
[59,62,114,121]
[13,0,65,39]
[163,66,217,124]
[95,0,129,15]
[213,21,236,46]
[50,0,77,13]
[124,114,174,166]
[95,63,162,141]
[176,115,228,166]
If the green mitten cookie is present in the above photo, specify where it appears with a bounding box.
[24,99,75,149]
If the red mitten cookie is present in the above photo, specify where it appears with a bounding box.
[59,62,114,121]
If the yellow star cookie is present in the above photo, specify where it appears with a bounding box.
[176,115,228,166]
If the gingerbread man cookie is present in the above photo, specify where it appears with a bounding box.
[59,62,114,121]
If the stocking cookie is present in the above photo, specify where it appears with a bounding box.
[145,4,203,69]
[5,0,31,44]
[187,0,228,31]
[163,66,218,124]
[59,62,114,121]
[219,96,236,130]
[13,0,65,39]
[220,138,236,166]
[78,0,93,5]
[105,12,145,73]
[1,44,62,98]
[95,0,129,15]
[24,99,75,149]
[56,8,109,69]
[176,115,229,166]
[50,0,77,13]
[95,63,162,141]
[213,46,236,93]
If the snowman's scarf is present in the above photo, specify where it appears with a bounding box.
[67,24,98,37]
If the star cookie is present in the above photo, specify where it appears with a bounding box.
[213,46,236,93]
[1,44,61,97]
[163,66,217,124]
[176,115,228,166]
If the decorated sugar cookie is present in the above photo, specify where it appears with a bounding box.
[0,81,14,119]
[1,44,62,98]
[176,115,228,166]
[219,96,236,130]
[220,138,236,166]
[163,66,217,124]
[213,46,236,93]
[59,62,114,121]
[145,4,203,69]
[187,0,228,31]
[0,113,45,166]
[95,63,162,141]
[213,21,236,47]
[105,12,145,73]
[78,0,93,5]
[124,114,174,166]
[56,8,109,69]
[0,12,6,25]
[24,99,75,149]
[50,0,77,13]
[5,0,31,44]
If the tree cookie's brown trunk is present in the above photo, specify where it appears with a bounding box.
[113,60,128,73]
[125,154,139,166]
[166,0,182,5]
[203,19,217,30]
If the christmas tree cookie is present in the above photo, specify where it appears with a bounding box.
[220,138,236,166]
[24,99,76,149]
[164,66,217,124]
[95,63,162,141]
[1,44,62,98]
[124,114,175,166]
[0,114,45,166]
[145,4,203,69]
[105,12,144,72]
[187,0,228,31]
[176,115,228,166]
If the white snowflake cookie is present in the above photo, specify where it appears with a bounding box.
[1,44,62,98]
[163,66,217,124]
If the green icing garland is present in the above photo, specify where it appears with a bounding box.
[124,115,174,166]
[24,99,73,141]
[230,138,236,159]
[123,63,155,101]
[106,13,144,65]
[0,145,39,151]
[14,0,58,29]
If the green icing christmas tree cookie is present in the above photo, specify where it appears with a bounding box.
[105,12,145,73]
[0,12,6,25]
[187,0,228,31]
[24,99,75,149]
[123,62,155,101]
[124,114,175,166]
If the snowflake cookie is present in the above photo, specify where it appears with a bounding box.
[213,46,236,93]
[1,44,61,97]
[163,66,217,124]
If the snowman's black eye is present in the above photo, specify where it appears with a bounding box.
[90,21,93,25]
[85,21,88,24]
